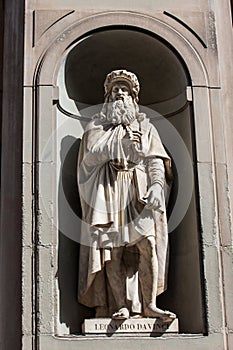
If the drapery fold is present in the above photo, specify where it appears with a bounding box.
[77,117,172,312]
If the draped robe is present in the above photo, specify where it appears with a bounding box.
[77,116,172,313]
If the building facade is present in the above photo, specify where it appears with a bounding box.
[1,0,233,349]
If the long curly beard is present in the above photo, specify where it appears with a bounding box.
[106,96,137,125]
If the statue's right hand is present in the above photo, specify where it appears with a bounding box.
[126,128,142,144]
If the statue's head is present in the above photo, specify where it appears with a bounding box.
[95,69,144,125]
[104,69,140,103]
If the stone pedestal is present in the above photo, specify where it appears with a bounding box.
[82,318,179,335]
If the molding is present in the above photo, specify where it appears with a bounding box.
[163,11,207,48]
[30,11,210,87]
[33,9,74,46]
[0,0,25,349]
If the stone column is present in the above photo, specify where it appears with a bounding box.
[0,1,25,349]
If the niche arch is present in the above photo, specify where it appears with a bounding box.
[35,11,209,86]
[34,12,216,338]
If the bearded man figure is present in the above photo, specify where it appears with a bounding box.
[77,69,176,322]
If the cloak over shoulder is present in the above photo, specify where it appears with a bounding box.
[77,117,172,310]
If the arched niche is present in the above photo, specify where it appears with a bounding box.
[54,27,206,335]
[35,12,209,87]
[64,27,188,112]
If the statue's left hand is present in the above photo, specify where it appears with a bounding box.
[143,183,162,210]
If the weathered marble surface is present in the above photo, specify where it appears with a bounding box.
[77,70,175,321]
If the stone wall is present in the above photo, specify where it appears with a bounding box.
[1,0,233,349]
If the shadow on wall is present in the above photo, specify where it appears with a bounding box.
[56,134,184,334]
[57,135,94,335]
[56,133,205,334]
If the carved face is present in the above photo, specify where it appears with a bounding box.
[110,82,131,102]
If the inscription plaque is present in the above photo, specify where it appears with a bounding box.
[82,318,179,335]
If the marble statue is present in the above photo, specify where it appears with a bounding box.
[77,69,176,322]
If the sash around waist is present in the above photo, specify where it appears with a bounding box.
[110,160,145,172]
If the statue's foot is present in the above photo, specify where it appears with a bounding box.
[112,307,130,320]
[130,313,143,319]
[145,303,176,322]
